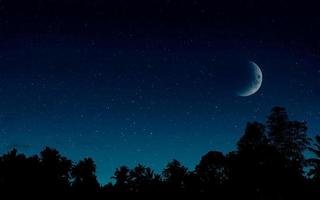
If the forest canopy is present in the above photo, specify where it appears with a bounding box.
[0,107,319,199]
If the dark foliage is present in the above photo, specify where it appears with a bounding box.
[0,107,319,198]
[71,158,100,193]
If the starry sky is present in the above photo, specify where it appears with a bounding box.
[0,0,320,183]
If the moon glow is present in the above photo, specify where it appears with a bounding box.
[237,61,263,97]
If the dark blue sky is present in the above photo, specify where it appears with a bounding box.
[0,0,320,183]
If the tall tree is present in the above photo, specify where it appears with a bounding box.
[266,107,310,167]
[267,107,289,149]
[71,158,100,193]
[237,122,268,152]
[195,151,227,191]
[266,107,310,198]
[39,147,72,192]
[162,159,188,192]
[112,166,131,192]
[230,121,297,199]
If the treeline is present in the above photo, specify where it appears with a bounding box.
[0,107,320,198]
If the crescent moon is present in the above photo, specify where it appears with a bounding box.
[237,61,263,97]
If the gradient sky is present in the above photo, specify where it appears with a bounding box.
[0,0,320,183]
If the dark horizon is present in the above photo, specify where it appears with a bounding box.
[0,0,320,187]
[0,106,320,198]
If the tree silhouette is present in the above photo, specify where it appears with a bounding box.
[267,107,310,165]
[128,164,161,192]
[39,147,72,193]
[308,135,320,180]
[112,166,131,192]
[0,149,39,193]
[307,135,320,196]
[162,159,188,192]
[195,151,227,192]
[0,106,318,197]
[228,121,293,199]
[267,107,289,148]
[71,158,100,193]
[237,122,268,152]
[265,107,310,198]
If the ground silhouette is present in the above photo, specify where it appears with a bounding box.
[0,107,319,198]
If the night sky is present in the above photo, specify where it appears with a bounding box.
[0,0,320,183]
